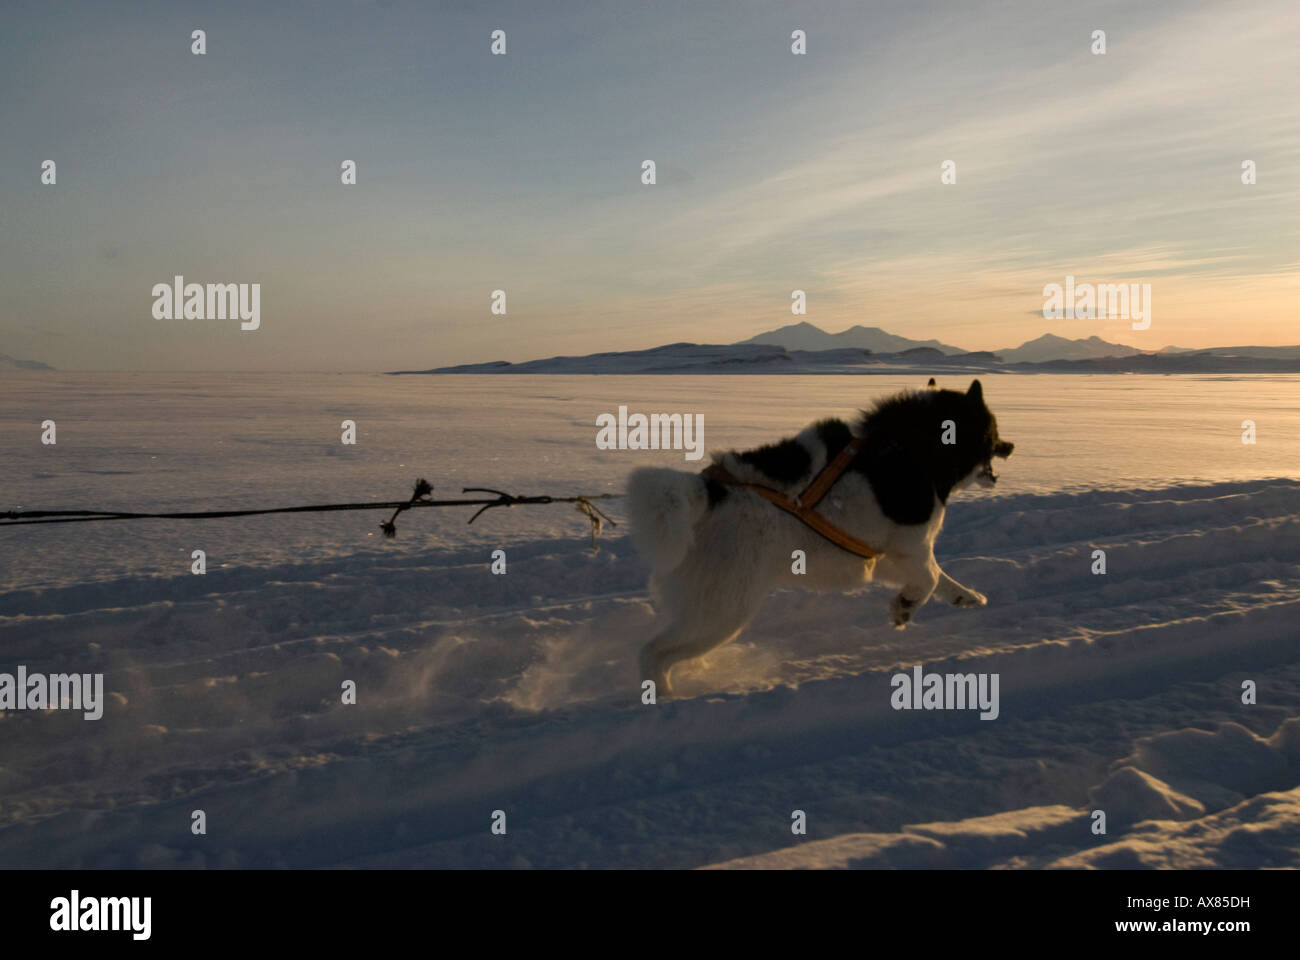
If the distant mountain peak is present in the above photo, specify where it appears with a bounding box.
[0,353,55,371]
[740,322,966,356]
[998,333,1140,363]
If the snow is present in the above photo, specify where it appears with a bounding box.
[1088,767,1206,826]
[715,720,1300,869]
[0,372,1297,868]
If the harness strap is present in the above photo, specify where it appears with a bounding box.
[798,438,862,508]
[703,439,883,560]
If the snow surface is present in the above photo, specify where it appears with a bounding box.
[0,372,1297,868]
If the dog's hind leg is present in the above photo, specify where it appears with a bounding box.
[635,496,774,696]
[637,605,756,698]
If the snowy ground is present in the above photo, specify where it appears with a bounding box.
[0,373,1297,868]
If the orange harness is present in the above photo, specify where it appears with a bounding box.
[702,439,883,560]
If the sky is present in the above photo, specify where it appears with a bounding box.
[1,0,1297,371]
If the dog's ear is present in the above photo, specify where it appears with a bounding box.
[926,377,937,389]
[967,379,983,401]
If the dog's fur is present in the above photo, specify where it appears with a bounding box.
[626,378,1014,696]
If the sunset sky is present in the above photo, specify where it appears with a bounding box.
[2,0,1297,371]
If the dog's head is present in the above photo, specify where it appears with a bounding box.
[949,379,1014,489]
[860,379,1014,505]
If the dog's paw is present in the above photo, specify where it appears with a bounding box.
[952,589,987,608]
[890,594,917,628]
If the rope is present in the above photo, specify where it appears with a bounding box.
[1,478,622,544]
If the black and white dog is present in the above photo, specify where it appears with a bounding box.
[626,379,1014,695]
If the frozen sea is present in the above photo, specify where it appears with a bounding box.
[0,372,1298,869]
[2,372,1296,588]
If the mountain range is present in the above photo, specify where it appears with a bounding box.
[0,353,54,371]
[14,326,1298,374]
[741,322,966,355]
[398,323,1300,375]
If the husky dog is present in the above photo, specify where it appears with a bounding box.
[626,379,1014,696]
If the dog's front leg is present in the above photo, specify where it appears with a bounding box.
[933,566,987,608]
[886,556,940,629]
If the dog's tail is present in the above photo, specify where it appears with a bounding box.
[625,467,710,575]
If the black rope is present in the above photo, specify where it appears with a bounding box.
[1,478,622,541]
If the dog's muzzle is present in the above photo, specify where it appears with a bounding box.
[981,440,1013,485]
